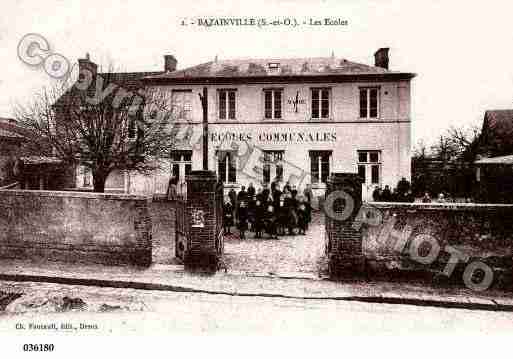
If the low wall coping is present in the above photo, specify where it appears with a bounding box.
[365,201,513,211]
[0,189,149,201]
[150,194,181,203]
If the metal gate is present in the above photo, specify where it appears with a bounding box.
[175,194,188,262]
[214,181,224,256]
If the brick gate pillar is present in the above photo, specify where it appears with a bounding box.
[325,172,365,279]
[184,170,223,270]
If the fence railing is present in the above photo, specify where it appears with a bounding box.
[175,198,188,236]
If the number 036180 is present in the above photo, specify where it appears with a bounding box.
[23,344,54,352]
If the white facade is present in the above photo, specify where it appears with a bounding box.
[76,55,414,201]
[133,80,411,200]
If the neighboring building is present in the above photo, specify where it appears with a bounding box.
[475,154,513,203]
[478,110,513,157]
[53,55,165,194]
[0,117,71,190]
[65,49,415,200]
[0,118,25,187]
[474,110,513,202]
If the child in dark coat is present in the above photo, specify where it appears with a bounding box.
[296,196,308,235]
[276,194,288,236]
[223,199,234,234]
[264,203,278,239]
[254,198,265,238]
[237,201,249,239]
[284,192,297,235]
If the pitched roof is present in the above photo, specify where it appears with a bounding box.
[481,110,513,143]
[53,71,164,108]
[144,56,414,81]
[478,110,513,157]
[483,110,513,130]
[95,71,163,90]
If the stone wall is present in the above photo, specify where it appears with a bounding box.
[359,202,513,286]
[149,196,177,264]
[0,190,152,266]
[324,171,513,288]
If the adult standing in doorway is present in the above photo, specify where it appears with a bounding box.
[166,175,178,200]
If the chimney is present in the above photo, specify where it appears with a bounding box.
[374,48,389,69]
[78,53,98,77]
[164,55,177,72]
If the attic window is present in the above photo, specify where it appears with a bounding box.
[268,62,280,71]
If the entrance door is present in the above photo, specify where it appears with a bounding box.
[171,150,192,196]
[262,150,284,183]
[357,150,382,201]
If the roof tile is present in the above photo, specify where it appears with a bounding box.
[145,56,405,80]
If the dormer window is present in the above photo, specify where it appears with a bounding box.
[268,62,280,73]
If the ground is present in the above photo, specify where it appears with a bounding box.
[1,280,513,335]
[151,208,328,275]
[2,206,513,337]
[222,211,327,276]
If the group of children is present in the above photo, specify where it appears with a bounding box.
[223,182,313,239]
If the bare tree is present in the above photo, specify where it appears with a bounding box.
[413,139,430,159]
[430,134,458,163]
[446,124,482,162]
[13,65,176,192]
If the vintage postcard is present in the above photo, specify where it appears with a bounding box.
[1,0,513,356]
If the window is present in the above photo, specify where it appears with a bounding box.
[217,151,236,183]
[262,151,284,183]
[171,150,192,183]
[309,151,332,184]
[357,150,382,185]
[359,87,379,118]
[311,88,330,119]
[263,89,282,119]
[218,89,236,120]
[171,90,192,120]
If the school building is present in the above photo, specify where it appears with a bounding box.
[76,48,415,200]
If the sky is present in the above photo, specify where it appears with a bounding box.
[1,0,513,147]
